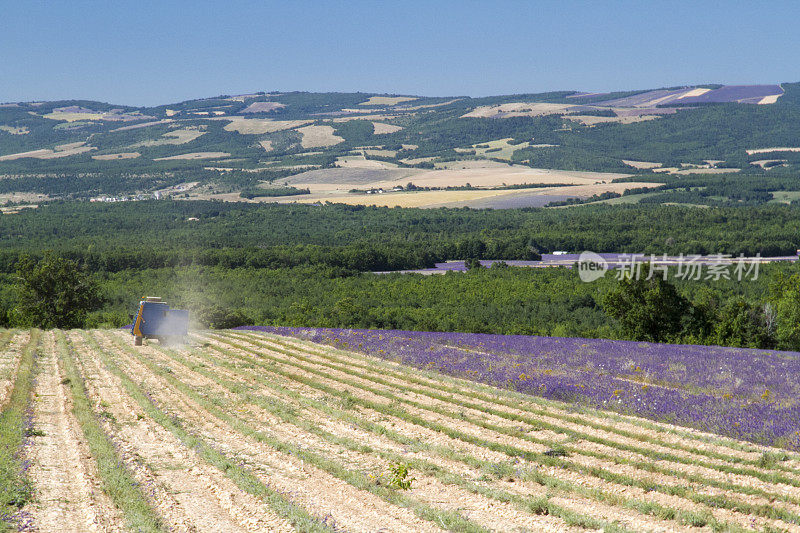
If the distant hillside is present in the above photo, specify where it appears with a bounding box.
[1,83,799,208]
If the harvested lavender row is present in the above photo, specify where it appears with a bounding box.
[238,326,800,450]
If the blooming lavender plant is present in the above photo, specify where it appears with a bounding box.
[237,326,800,450]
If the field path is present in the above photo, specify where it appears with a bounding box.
[25,331,123,532]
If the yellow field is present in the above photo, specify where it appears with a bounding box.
[372,122,403,134]
[154,152,230,161]
[333,155,399,169]
[0,125,29,135]
[294,189,525,208]
[463,102,575,118]
[92,152,141,160]
[622,160,662,169]
[131,127,206,147]
[0,142,96,161]
[296,125,344,148]
[282,181,660,208]
[384,166,630,189]
[331,114,397,122]
[751,159,788,169]
[41,111,104,122]
[746,147,800,155]
[455,138,533,160]
[212,117,310,135]
[358,96,417,106]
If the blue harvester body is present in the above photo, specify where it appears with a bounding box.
[131,297,189,345]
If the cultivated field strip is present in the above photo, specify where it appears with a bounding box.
[178,335,735,532]
[89,331,466,533]
[23,331,124,532]
[252,332,800,469]
[0,330,29,407]
[205,329,800,532]
[94,330,591,533]
[114,333,658,532]
[236,331,800,475]
[6,327,800,531]
[67,331,299,532]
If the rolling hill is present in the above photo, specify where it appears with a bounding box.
[1,83,799,208]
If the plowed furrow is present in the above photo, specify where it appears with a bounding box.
[0,331,30,408]
[207,332,800,531]
[68,331,296,533]
[140,335,709,533]
[25,331,124,533]
[229,333,800,497]
[190,334,776,531]
[257,332,797,468]
[93,331,454,533]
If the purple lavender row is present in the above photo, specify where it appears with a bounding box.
[236,326,800,450]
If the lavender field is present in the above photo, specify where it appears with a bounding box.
[240,326,800,450]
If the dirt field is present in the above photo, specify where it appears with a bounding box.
[747,147,800,155]
[358,96,417,106]
[92,152,141,160]
[296,125,344,148]
[213,118,310,135]
[154,152,230,161]
[3,328,800,532]
[0,142,96,161]
[372,122,403,134]
[289,181,660,208]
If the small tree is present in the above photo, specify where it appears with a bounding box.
[465,258,483,271]
[13,254,101,329]
[602,263,691,342]
[769,271,800,350]
[713,298,773,348]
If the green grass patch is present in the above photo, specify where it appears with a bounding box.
[0,330,39,531]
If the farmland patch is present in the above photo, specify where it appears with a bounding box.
[372,122,403,134]
[0,125,29,135]
[130,127,206,147]
[296,125,344,148]
[0,142,96,161]
[358,96,417,106]
[153,151,231,160]
[214,117,311,135]
[92,152,141,160]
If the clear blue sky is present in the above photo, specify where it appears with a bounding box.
[2,0,799,106]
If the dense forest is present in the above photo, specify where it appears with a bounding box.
[2,200,800,351]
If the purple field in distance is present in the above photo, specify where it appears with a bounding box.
[590,84,783,108]
[239,326,800,450]
[375,254,798,274]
